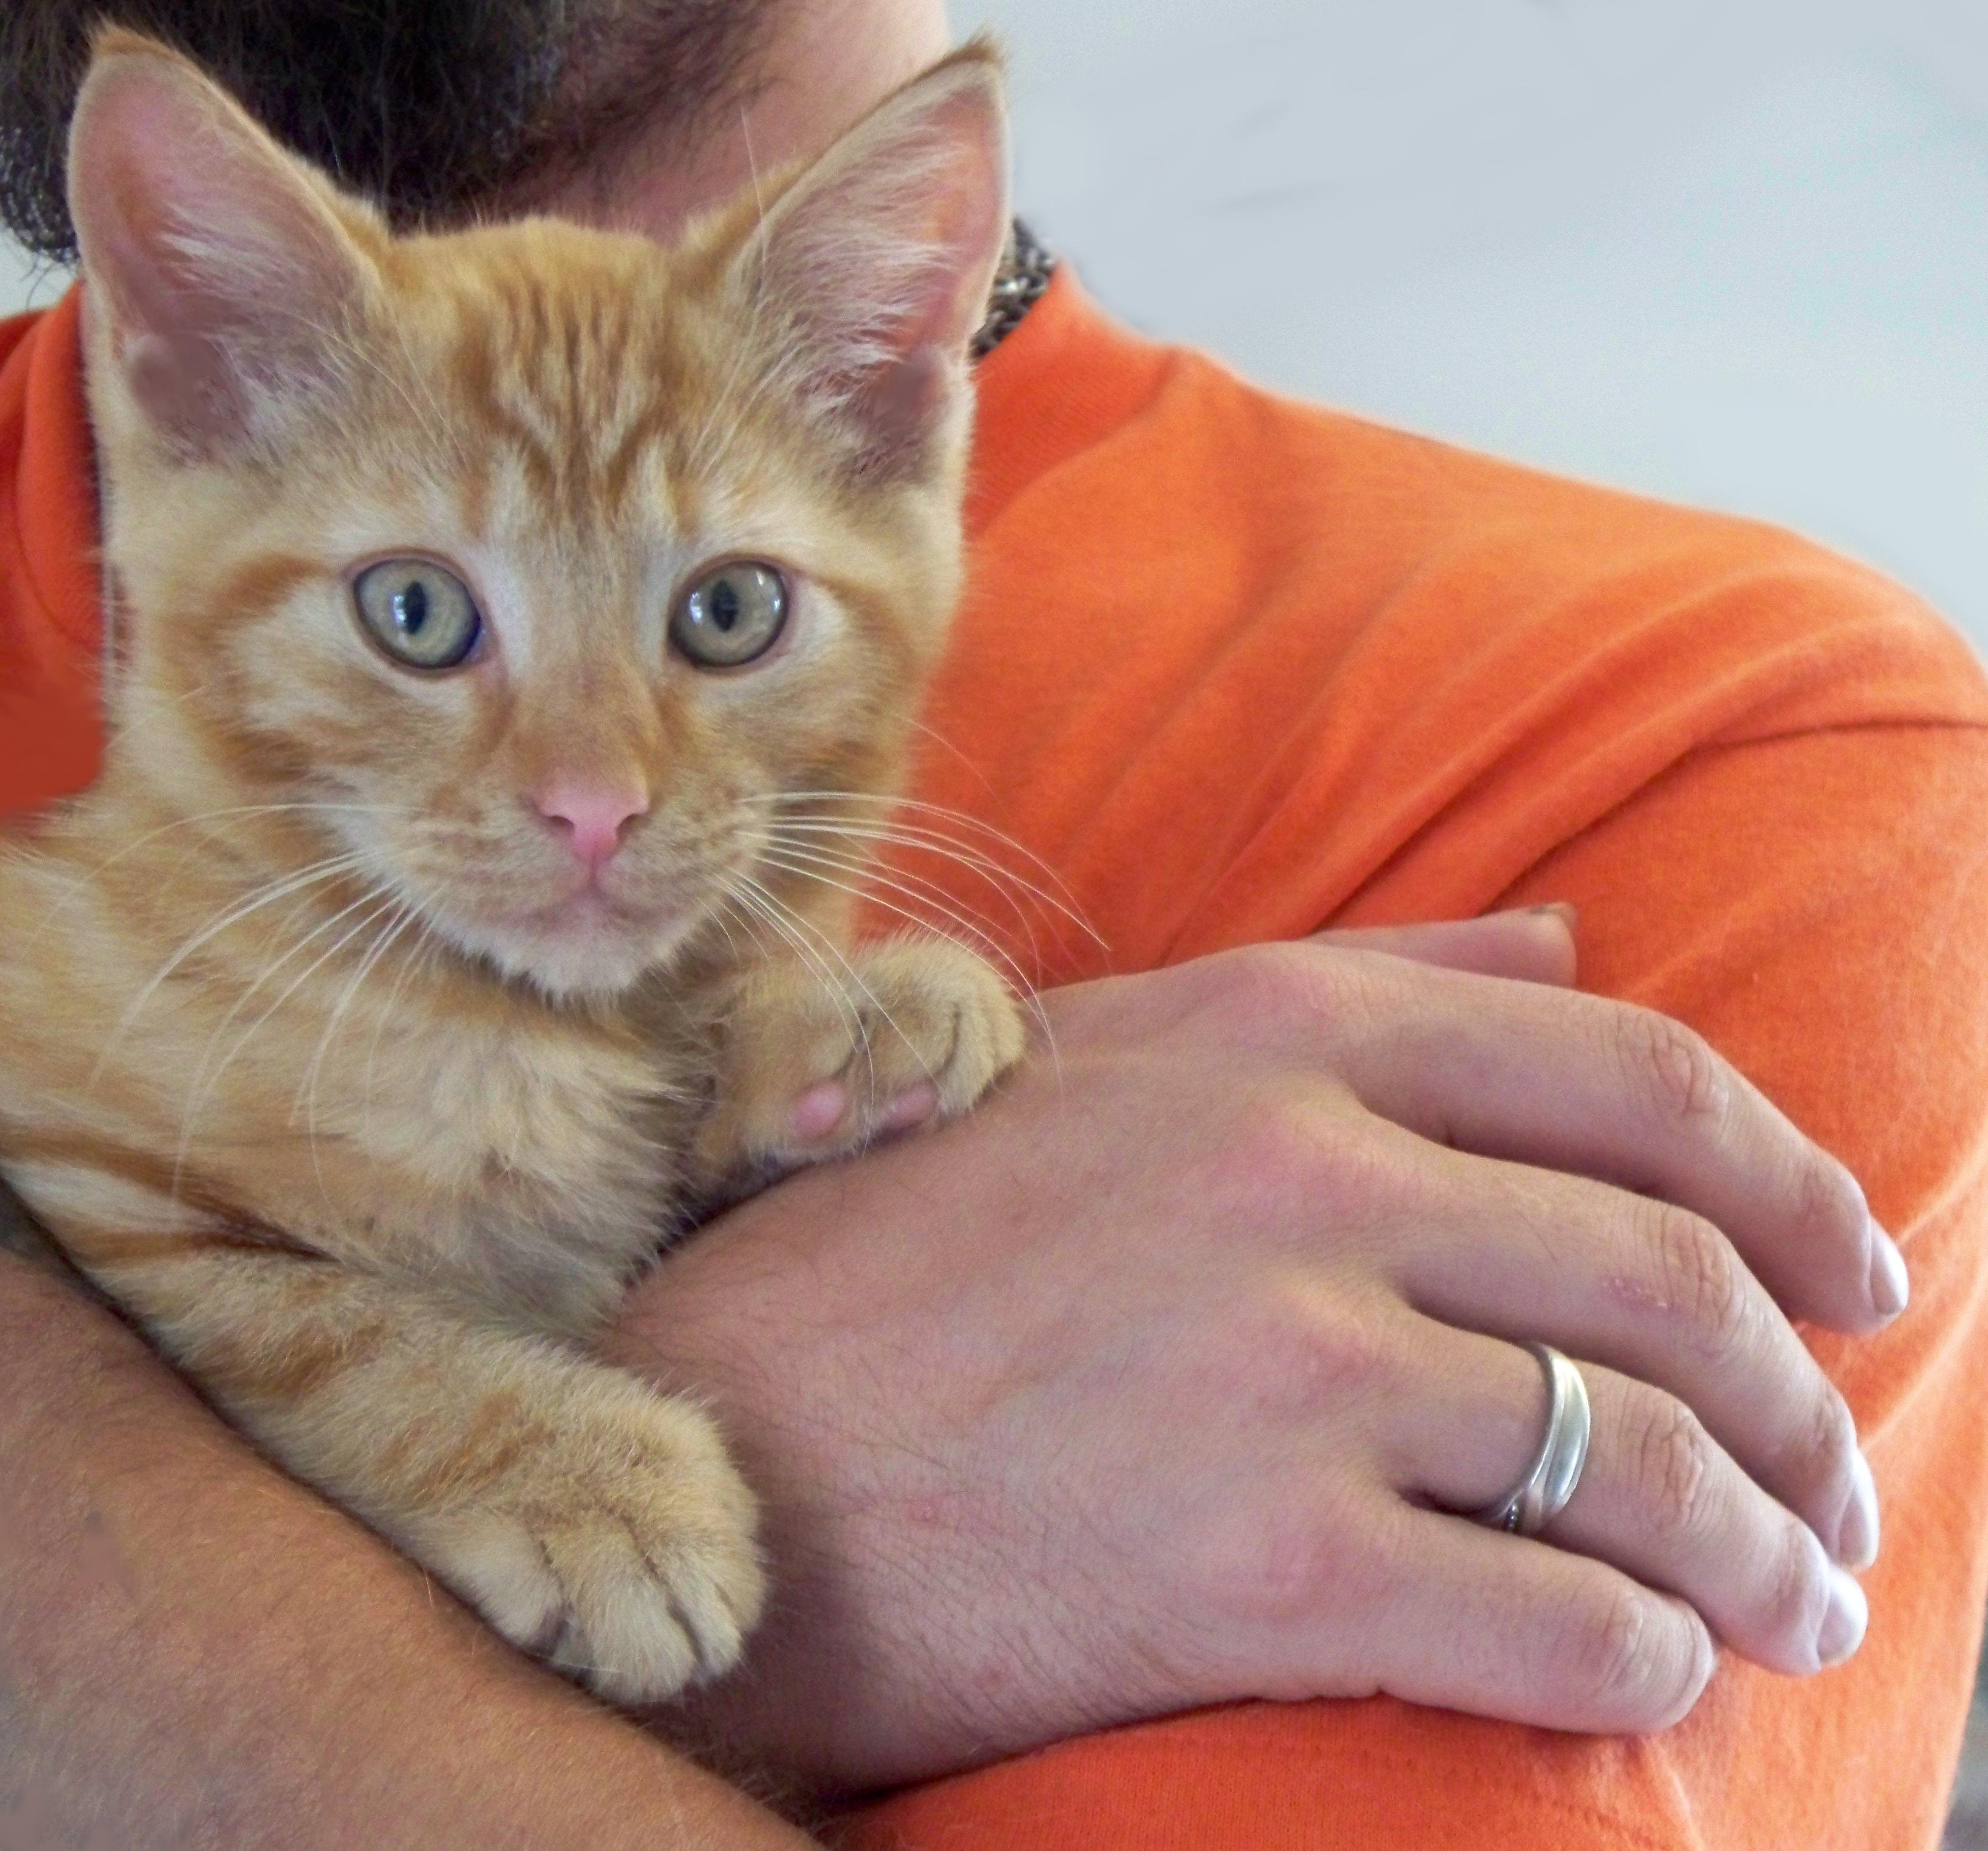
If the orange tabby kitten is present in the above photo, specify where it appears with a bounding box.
[0,29,1025,1703]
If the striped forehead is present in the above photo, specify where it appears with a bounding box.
[441,256,710,535]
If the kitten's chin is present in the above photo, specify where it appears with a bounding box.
[452,894,699,1003]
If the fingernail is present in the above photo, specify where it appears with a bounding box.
[1868,1226,1910,1319]
[1837,1450,1880,1571]
[1528,902,1578,927]
[789,1080,847,1142]
[1816,1567,1868,1667]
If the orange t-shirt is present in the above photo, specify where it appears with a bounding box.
[5,274,1988,1850]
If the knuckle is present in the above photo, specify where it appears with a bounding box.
[1794,1149,1870,1253]
[1206,1096,1330,1208]
[1649,1610,1716,1730]
[1205,940,1377,1047]
[1209,1093,1403,1228]
[1204,1486,1377,1628]
[1208,941,1327,1022]
[1643,1201,1752,1355]
[1781,1382,1860,1504]
[1564,1584,1661,1711]
[1627,1393,1718,1537]
[1761,1520,1833,1654]
[1565,1585,1710,1729]
[1224,1284,1406,1423]
[1613,1005,1732,1130]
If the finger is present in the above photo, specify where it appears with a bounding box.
[1328,960,1901,1335]
[1388,1134,1877,1568]
[1391,1329,1868,1674]
[1312,908,1577,987]
[1356,1501,1716,1733]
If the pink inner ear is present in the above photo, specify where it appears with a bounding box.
[118,325,245,446]
[749,60,1011,475]
[889,87,1013,360]
[68,55,365,454]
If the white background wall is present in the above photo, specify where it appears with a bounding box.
[956,0,1988,650]
[0,236,49,318]
[9,0,1986,650]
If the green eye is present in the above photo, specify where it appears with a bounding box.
[354,559,482,670]
[670,561,789,668]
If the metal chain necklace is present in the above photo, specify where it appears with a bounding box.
[970,218,1057,360]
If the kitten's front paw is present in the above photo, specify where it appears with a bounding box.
[697,932,1026,1183]
[400,1375,764,1705]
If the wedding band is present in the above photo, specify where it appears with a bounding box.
[1475,1342,1592,1538]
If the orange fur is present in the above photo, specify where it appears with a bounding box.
[0,29,1023,1702]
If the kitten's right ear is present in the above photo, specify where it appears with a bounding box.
[67,29,381,458]
[719,44,1011,482]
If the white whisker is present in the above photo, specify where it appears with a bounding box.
[761,832,1037,972]
[756,846,1056,1065]
[725,874,893,1090]
[300,901,423,1199]
[361,901,446,1140]
[765,816,1088,960]
[48,803,399,919]
[93,852,372,1081]
[742,789,1097,935]
[169,881,397,1183]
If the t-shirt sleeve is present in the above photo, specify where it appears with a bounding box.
[850,713,1988,1851]
[1486,717,1988,1850]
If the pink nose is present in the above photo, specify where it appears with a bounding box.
[534,781,648,872]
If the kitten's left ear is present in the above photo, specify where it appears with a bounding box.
[729,42,1012,479]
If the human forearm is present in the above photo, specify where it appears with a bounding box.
[0,1248,813,1851]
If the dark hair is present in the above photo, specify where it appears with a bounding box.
[0,1,773,262]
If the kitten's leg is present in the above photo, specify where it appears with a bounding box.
[694,930,1026,1185]
[44,1222,763,1704]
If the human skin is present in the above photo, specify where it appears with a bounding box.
[534,31,1884,1774]
[620,917,1891,1792]
[0,0,1899,1836]
[0,1239,814,1851]
[0,917,1895,1839]
[534,0,952,241]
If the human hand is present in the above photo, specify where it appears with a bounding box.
[606,909,1896,1792]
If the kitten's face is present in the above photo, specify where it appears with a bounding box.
[71,32,1007,1000]
[120,226,956,998]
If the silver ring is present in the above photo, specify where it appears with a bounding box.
[1475,1342,1592,1538]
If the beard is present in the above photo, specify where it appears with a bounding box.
[0,0,778,261]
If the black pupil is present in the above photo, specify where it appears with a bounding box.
[709,578,741,633]
[394,579,430,636]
